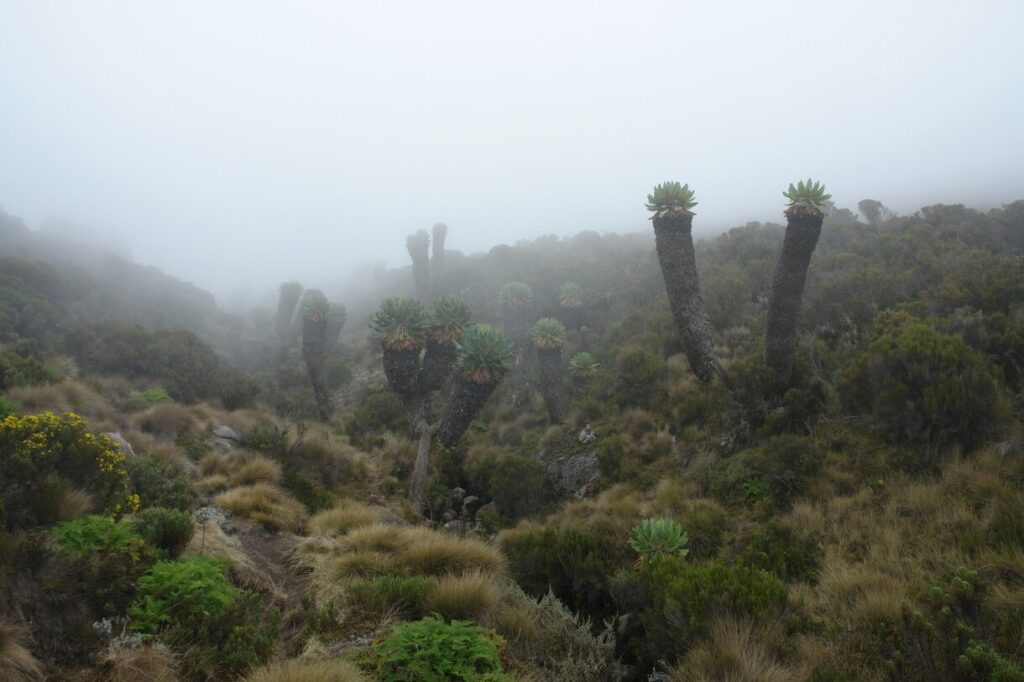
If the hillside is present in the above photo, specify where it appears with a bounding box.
[2,196,1024,681]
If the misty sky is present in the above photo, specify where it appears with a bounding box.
[2,1,1023,303]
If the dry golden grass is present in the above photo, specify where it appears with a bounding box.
[243,659,369,682]
[7,380,117,422]
[214,483,307,532]
[328,550,397,580]
[671,615,796,682]
[0,622,44,681]
[198,452,229,477]
[426,570,498,622]
[183,521,279,595]
[308,501,391,537]
[229,455,282,487]
[191,474,230,494]
[338,524,409,554]
[398,528,505,576]
[100,643,180,682]
[55,487,94,521]
[134,403,198,437]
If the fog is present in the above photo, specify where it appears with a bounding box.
[2,1,1022,305]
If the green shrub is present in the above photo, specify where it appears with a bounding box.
[139,387,172,404]
[128,507,194,558]
[489,455,548,520]
[130,555,275,678]
[344,388,407,449]
[372,616,512,681]
[614,557,787,670]
[0,395,19,418]
[844,322,1002,449]
[127,456,190,511]
[738,520,820,583]
[0,345,54,390]
[595,435,625,480]
[612,346,664,409]
[710,435,821,510]
[52,514,149,559]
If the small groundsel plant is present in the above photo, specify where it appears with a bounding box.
[628,517,689,568]
[372,615,512,681]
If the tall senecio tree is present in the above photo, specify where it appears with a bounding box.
[765,179,830,384]
[406,230,431,302]
[530,318,567,423]
[647,182,727,384]
[372,296,512,513]
[275,282,304,345]
[300,289,332,422]
[431,222,447,275]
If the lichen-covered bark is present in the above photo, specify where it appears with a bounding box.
[302,316,330,421]
[764,210,824,384]
[536,346,565,423]
[652,213,728,384]
[437,375,499,449]
[421,339,457,393]
[382,347,422,398]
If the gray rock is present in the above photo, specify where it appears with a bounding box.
[443,519,473,535]
[462,495,482,516]
[103,432,136,458]
[212,437,234,454]
[475,502,498,523]
[441,510,457,523]
[540,449,600,498]
[448,486,467,508]
[212,425,242,442]
[578,424,599,445]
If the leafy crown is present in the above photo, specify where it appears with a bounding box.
[783,178,832,215]
[456,324,514,384]
[646,181,698,219]
[371,297,429,350]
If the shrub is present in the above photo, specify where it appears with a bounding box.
[0,412,138,529]
[128,507,194,558]
[614,557,787,669]
[129,556,275,678]
[738,520,820,583]
[710,435,821,510]
[126,456,189,511]
[628,517,689,567]
[139,387,172,404]
[595,435,625,480]
[0,396,19,418]
[372,616,512,681]
[845,322,1002,449]
[344,388,407,449]
[489,455,548,520]
[0,345,53,390]
[612,346,664,409]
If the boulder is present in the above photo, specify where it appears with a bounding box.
[103,432,136,459]
[461,495,483,516]
[578,424,599,445]
[540,449,600,499]
[212,425,242,442]
[212,437,234,454]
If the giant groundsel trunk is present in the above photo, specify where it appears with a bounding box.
[300,290,332,422]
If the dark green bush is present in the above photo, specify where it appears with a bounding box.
[844,322,1002,449]
[710,435,822,510]
[127,507,194,558]
[344,388,407,448]
[738,520,820,583]
[0,395,19,417]
[0,344,54,389]
[612,346,664,410]
[489,455,548,520]
[372,616,512,681]
[126,456,189,511]
[595,435,626,480]
[130,555,275,678]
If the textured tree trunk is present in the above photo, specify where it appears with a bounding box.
[502,307,530,351]
[421,339,457,393]
[407,400,437,514]
[302,316,331,421]
[382,347,422,398]
[652,213,728,384]
[764,210,824,384]
[536,346,565,423]
[437,376,498,449]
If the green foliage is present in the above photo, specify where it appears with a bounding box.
[612,346,663,409]
[646,181,697,218]
[595,435,625,479]
[127,507,194,558]
[616,557,787,669]
[52,515,152,562]
[844,322,1002,450]
[347,575,436,621]
[371,297,429,350]
[738,520,820,583]
[627,517,689,567]
[344,388,407,449]
[430,295,472,343]
[783,178,831,215]
[0,395,19,418]
[456,324,514,384]
[0,411,138,529]
[489,455,548,520]
[126,456,190,511]
[372,616,511,682]
[0,344,54,390]
[301,289,330,320]
[130,555,275,677]
[139,387,172,404]
[568,351,600,378]
[559,281,583,307]
[710,435,822,510]
[529,317,567,350]
[498,282,533,307]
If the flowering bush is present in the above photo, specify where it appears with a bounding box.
[0,411,139,528]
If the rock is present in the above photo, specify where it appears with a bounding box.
[441,509,457,523]
[443,519,473,535]
[212,425,242,442]
[578,424,599,445]
[540,449,600,498]
[462,495,482,516]
[448,487,467,509]
[103,432,136,458]
[212,437,234,454]
[475,502,499,528]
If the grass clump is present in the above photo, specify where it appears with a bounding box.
[214,482,307,532]
[244,658,370,682]
[309,501,391,537]
[0,622,45,681]
[425,571,498,622]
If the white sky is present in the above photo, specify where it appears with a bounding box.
[2,1,1022,301]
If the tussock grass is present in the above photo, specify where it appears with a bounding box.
[328,551,397,579]
[0,622,44,681]
[183,520,279,595]
[244,658,370,682]
[426,571,498,622]
[192,474,230,494]
[399,529,505,576]
[229,455,282,487]
[308,501,390,537]
[7,380,116,422]
[100,643,179,682]
[214,483,307,532]
[671,615,795,682]
[135,403,198,437]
